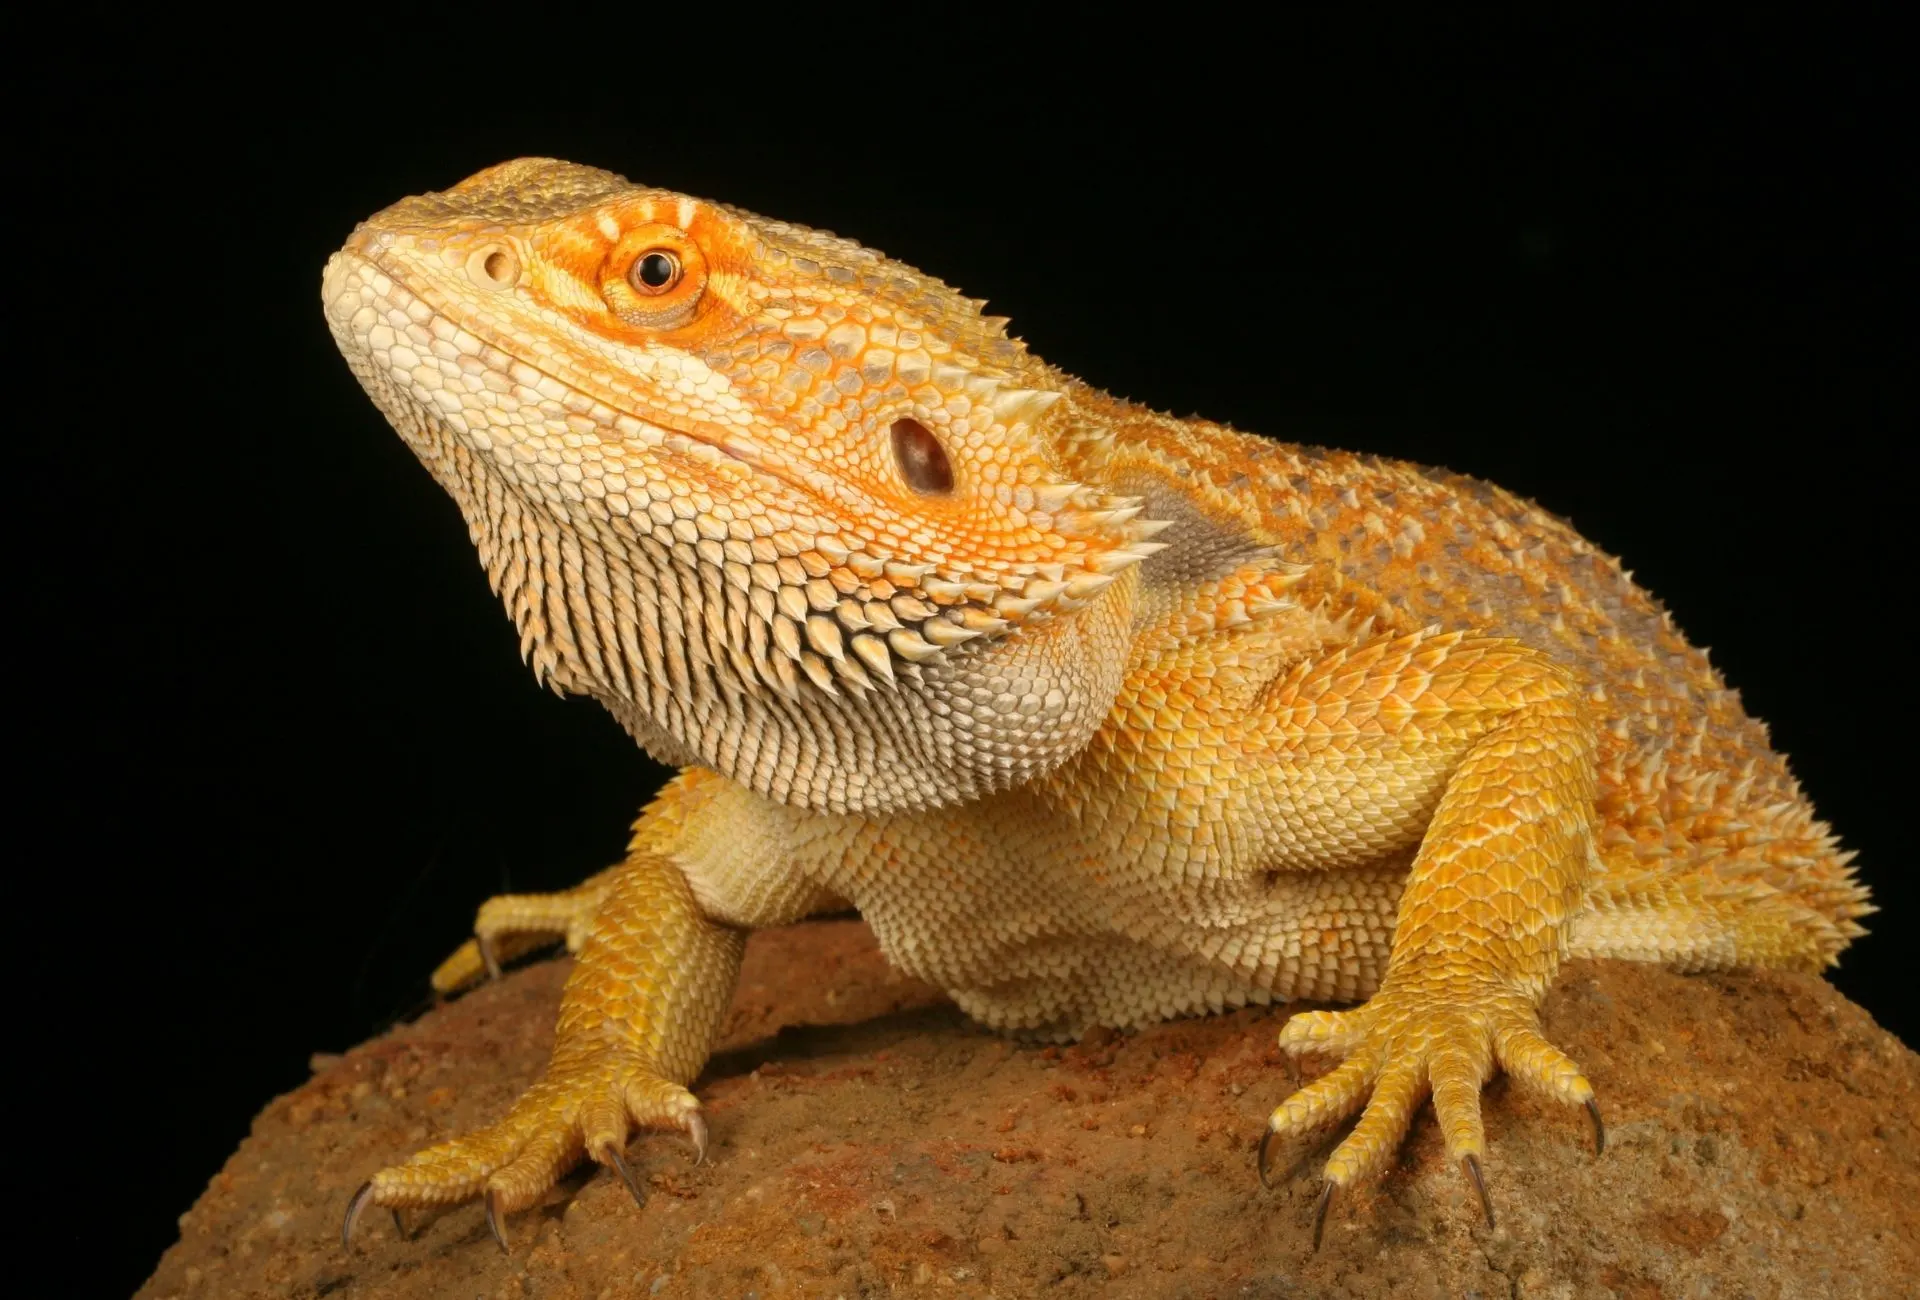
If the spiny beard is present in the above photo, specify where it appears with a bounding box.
[430,421,1011,813]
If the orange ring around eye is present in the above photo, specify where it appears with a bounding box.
[602,224,707,329]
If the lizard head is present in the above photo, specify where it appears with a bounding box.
[323,158,1166,813]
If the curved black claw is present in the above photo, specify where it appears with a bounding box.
[1310,1181,1334,1251]
[1256,1125,1280,1189]
[484,1188,510,1254]
[1585,1097,1606,1156]
[1462,1154,1495,1230]
[603,1143,647,1209]
[479,935,503,982]
[342,1181,374,1253]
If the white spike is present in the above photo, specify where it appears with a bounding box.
[835,599,872,631]
[770,654,802,699]
[729,647,765,698]
[806,615,846,660]
[772,615,804,662]
[801,579,837,613]
[888,628,942,663]
[776,585,810,622]
[957,608,1010,635]
[1089,548,1147,575]
[890,594,938,621]
[1065,572,1117,601]
[922,579,968,603]
[864,600,903,632]
[815,536,851,564]
[1032,482,1079,511]
[1021,579,1069,605]
[831,651,874,693]
[851,633,896,684]
[799,652,838,694]
[990,387,1062,427]
[921,619,980,648]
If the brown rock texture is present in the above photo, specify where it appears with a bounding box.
[142,919,1918,1299]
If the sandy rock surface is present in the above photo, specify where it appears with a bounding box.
[142,919,1917,1299]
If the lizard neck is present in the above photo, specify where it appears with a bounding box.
[427,415,1140,815]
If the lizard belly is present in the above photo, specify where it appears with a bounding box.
[777,786,1408,1037]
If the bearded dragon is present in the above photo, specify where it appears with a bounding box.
[322,158,1871,1252]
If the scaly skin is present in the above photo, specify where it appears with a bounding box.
[322,158,1871,1250]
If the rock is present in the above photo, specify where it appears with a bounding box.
[140,919,1919,1298]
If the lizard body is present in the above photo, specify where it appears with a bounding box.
[322,159,1870,1246]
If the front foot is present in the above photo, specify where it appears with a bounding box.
[344,1044,705,1253]
[430,871,617,995]
[1261,974,1603,1247]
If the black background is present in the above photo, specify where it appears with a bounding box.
[20,13,1909,1294]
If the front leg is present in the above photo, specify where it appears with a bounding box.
[342,769,821,1251]
[1245,631,1602,1241]
[347,842,743,1249]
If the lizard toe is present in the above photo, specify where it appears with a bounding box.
[1264,1053,1376,1155]
[1493,1020,1603,1153]
[1320,1057,1425,1188]
[1276,1007,1367,1056]
[430,876,615,996]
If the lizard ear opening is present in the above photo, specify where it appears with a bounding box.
[891,418,954,495]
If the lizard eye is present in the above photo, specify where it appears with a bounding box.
[602,224,706,329]
[629,250,681,294]
[891,418,954,495]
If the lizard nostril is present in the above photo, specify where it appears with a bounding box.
[466,245,518,291]
[891,418,954,495]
